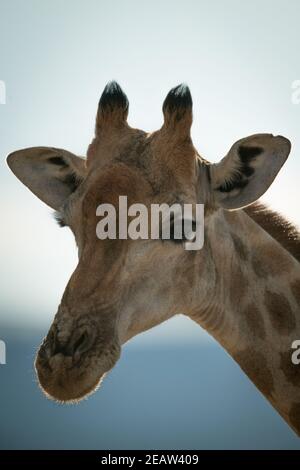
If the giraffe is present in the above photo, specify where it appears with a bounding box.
[7,82,300,435]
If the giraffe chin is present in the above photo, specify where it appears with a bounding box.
[34,344,121,403]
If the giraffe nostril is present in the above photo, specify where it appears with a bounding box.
[51,338,72,357]
[72,332,88,354]
[49,330,93,358]
[39,320,97,362]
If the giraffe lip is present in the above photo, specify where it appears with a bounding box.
[35,352,106,402]
[36,365,105,402]
[35,338,121,402]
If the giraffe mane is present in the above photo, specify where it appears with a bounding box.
[244,202,300,263]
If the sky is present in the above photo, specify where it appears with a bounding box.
[0,0,300,449]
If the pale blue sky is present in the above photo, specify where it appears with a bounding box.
[1,0,299,331]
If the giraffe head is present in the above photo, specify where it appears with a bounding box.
[7,82,291,402]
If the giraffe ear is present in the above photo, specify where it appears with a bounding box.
[7,147,86,210]
[210,134,291,210]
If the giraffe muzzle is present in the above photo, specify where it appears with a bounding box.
[34,315,121,402]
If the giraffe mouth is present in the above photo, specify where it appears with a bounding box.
[35,338,121,402]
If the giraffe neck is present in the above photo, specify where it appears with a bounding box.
[190,208,300,435]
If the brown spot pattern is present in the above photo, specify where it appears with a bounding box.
[243,303,266,339]
[252,243,293,279]
[280,351,300,387]
[231,233,249,261]
[230,264,247,306]
[252,251,269,278]
[234,349,274,397]
[264,290,296,335]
